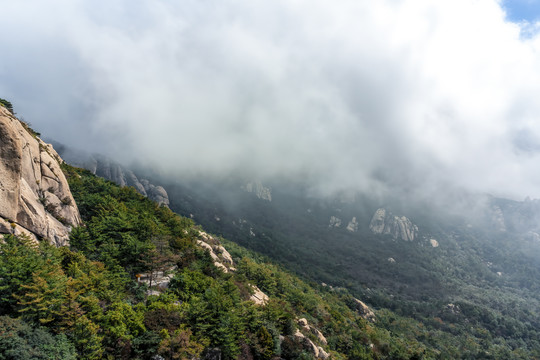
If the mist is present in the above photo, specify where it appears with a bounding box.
[2,0,540,200]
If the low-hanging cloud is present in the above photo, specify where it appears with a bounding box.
[2,0,540,200]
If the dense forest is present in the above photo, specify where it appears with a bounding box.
[1,165,537,359]
[161,179,540,359]
[1,164,432,359]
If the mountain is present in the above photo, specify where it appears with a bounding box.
[0,101,437,360]
[156,176,540,357]
[4,98,540,358]
[50,135,540,357]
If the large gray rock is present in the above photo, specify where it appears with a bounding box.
[369,208,418,241]
[53,146,170,207]
[243,181,272,201]
[0,106,81,246]
[140,180,170,207]
[346,217,358,232]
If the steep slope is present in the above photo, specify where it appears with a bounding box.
[159,178,540,357]
[0,106,80,245]
[3,164,431,360]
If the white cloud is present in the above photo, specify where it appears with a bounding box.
[2,0,540,199]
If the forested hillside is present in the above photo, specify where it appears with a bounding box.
[161,179,540,359]
[1,165,435,359]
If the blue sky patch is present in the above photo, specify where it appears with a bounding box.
[503,0,540,23]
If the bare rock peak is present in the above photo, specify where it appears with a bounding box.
[369,208,418,241]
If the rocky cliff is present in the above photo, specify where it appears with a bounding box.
[52,145,170,207]
[369,208,418,241]
[0,106,80,245]
[242,180,272,201]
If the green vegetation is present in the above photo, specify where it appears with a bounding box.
[0,97,13,114]
[2,164,538,358]
[0,165,430,359]
[163,180,540,359]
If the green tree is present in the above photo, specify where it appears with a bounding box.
[72,315,104,360]
[14,261,67,325]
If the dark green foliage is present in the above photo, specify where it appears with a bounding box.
[163,180,540,359]
[0,98,13,113]
[63,164,196,275]
[0,316,76,360]
[9,162,530,359]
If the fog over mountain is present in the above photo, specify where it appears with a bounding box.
[2,0,540,200]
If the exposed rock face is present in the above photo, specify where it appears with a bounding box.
[292,329,330,359]
[197,231,236,273]
[346,217,358,232]
[140,179,169,207]
[249,285,269,306]
[353,299,376,322]
[429,239,439,247]
[93,157,170,207]
[243,181,272,201]
[53,145,170,207]
[329,216,342,228]
[0,107,81,245]
[490,205,506,232]
[369,208,418,241]
[297,318,328,345]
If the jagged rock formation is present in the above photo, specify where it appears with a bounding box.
[243,181,272,201]
[0,106,80,245]
[369,208,418,241]
[329,216,342,228]
[53,145,170,207]
[197,231,236,273]
[353,299,376,322]
[346,217,358,232]
[90,156,170,207]
[292,328,330,359]
[429,239,439,247]
[297,318,328,345]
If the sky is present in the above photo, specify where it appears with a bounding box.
[2,0,540,200]
[503,0,540,23]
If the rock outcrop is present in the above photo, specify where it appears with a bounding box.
[346,217,358,232]
[197,231,236,273]
[292,328,330,359]
[369,208,418,241]
[297,318,328,345]
[243,181,272,201]
[249,285,269,306]
[489,205,507,232]
[196,231,272,306]
[52,145,170,207]
[0,106,81,245]
[329,216,342,228]
[353,298,376,322]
